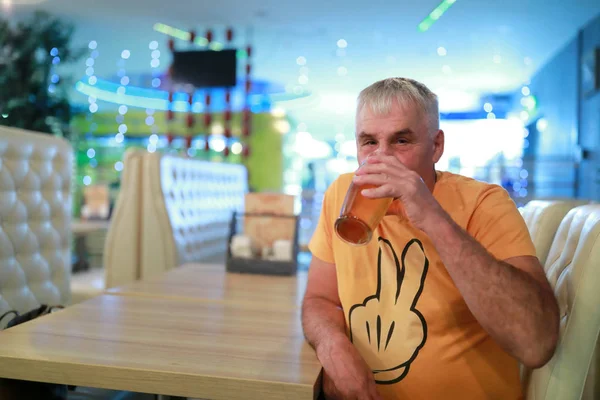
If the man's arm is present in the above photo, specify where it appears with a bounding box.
[302,257,346,348]
[302,256,381,400]
[422,212,559,368]
[355,154,560,369]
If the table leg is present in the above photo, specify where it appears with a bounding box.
[72,235,90,273]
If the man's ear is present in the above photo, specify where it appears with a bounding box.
[432,130,444,163]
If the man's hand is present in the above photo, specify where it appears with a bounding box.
[353,154,444,230]
[317,334,382,400]
[353,153,559,367]
[302,257,382,400]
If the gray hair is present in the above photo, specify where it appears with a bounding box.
[357,77,440,134]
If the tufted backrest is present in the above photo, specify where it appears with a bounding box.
[525,205,600,399]
[139,152,247,280]
[0,126,72,327]
[520,200,587,265]
[103,149,145,288]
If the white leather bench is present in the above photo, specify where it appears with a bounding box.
[100,152,247,290]
[138,152,247,281]
[524,205,600,399]
[0,126,72,326]
[520,200,587,265]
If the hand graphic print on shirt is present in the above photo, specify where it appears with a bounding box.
[348,238,429,384]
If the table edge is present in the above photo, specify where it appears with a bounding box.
[0,355,321,400]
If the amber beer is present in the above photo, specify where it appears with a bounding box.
[334,181,394,246]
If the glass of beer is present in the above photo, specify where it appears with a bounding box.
[334,180,394,246]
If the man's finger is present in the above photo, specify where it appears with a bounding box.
[353,174,401,193]
[366,154,409,169]
[355,164,412,184]
[361,184,396,199]
[353,173,390,187]
[356,162,387,175]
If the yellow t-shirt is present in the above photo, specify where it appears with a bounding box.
[309,171,536,400]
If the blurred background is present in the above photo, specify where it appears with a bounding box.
[1,0,600,264]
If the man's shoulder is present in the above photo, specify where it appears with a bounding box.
[333,172,354,186]
[437,171,504,197]
[325,173,354,197]
[436,171,512,219]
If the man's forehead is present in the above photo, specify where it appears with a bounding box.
[357,99,417,117]
[358,105,420,126]
[356,128,414,137]
[355,112,424,138]
[356,110,415,130]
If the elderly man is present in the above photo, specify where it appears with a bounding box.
[302,77,559,400]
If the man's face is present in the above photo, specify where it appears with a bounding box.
[355,101,444,183]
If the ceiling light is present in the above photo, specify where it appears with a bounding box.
[536,118,548,132]
[418,0,459,32]
[231,142,243,155]
[271,107,286,118]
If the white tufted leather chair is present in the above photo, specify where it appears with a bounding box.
[520,200,587,265]
[138,152,247,281]
[0,126,72,328]
[524,205,600,399]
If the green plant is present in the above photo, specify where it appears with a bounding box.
[0,11,84,138]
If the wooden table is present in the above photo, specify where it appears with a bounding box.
[0,267,321,399]
[107,263,308,307]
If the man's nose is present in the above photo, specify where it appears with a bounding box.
[377,144,393,156]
